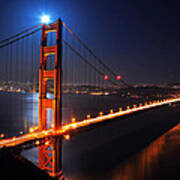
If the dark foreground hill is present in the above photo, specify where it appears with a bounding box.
[0,149,53,180]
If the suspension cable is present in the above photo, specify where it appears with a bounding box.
[62,22,130,87]
[0,24,41,45]
[0,28,41,49]
[62,39,119,86]
[62,21,146,97]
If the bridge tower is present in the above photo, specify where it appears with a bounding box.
[38,19,64,180]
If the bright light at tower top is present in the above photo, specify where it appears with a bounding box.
[41,15,50,24]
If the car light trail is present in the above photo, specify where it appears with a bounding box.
[0,98,180,149]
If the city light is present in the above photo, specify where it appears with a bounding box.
[41,15,50,24]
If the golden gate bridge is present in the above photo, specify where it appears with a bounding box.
[0,18,180,179]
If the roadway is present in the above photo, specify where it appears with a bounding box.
[0,98,180,149]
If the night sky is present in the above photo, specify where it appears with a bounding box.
[0,0,180,84]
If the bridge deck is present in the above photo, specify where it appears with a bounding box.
[0,98,180,149]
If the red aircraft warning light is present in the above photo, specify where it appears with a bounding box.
[116,75,121,80]
[104,75,109,80]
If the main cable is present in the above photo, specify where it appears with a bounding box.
[62,21,145,97]
[0,24,41,45]
[0,28,41,49]
[62,39,119,86]
[62,22,130,87]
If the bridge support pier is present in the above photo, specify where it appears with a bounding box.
[39,137,64,180]
[38,19,64,179]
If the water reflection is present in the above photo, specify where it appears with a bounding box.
[1,92,180,179]
[110,123,180,180]
[21,99,180,180]
[0,92,143,137]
